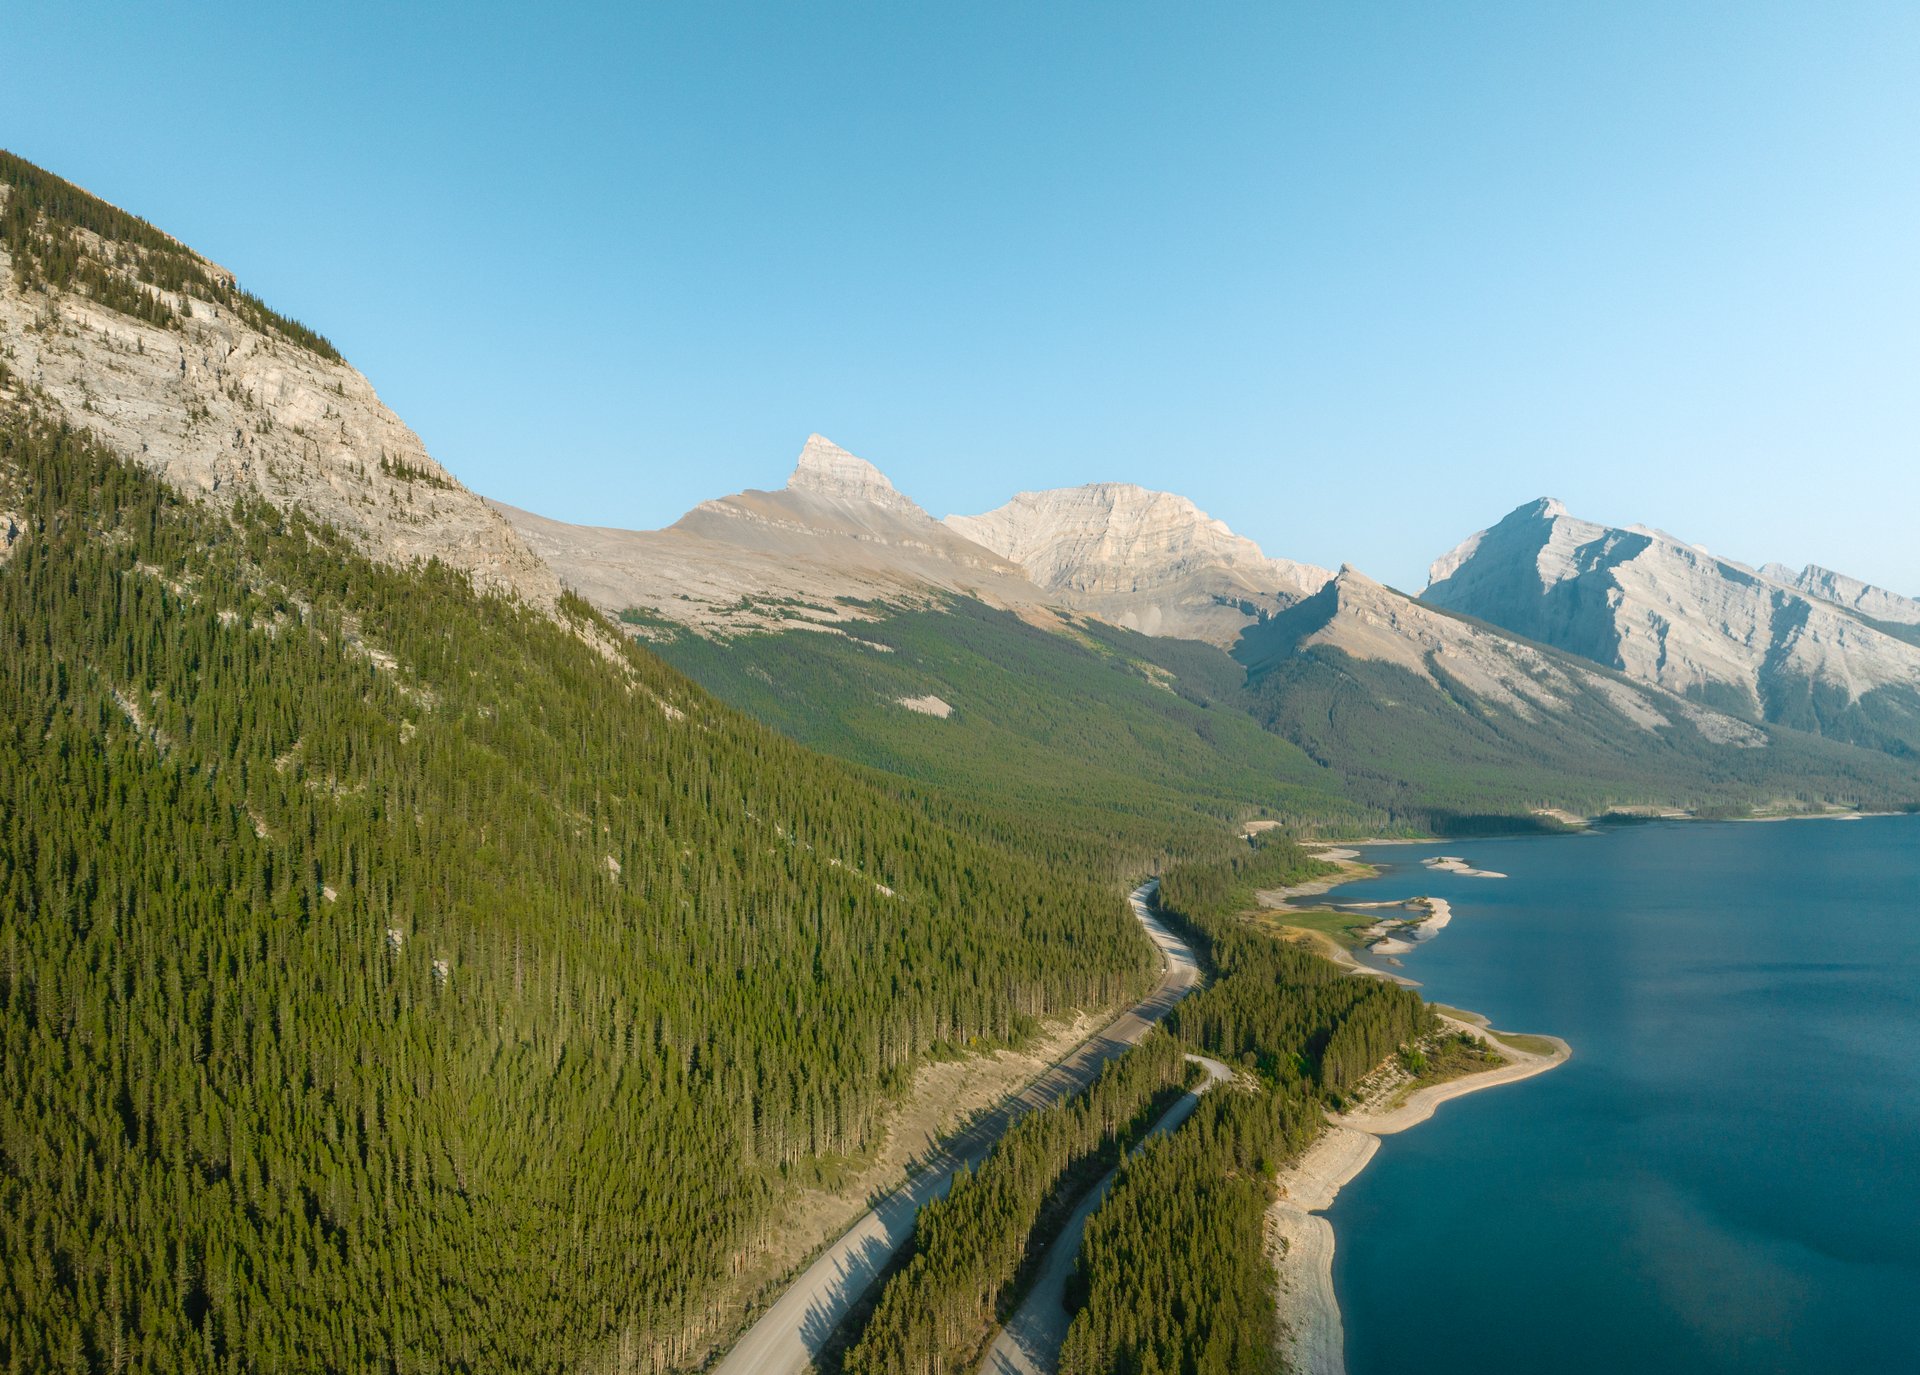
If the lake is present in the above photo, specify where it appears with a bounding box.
[1326,816,1920,1375]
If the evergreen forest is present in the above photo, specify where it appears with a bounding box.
[0,415,1156,1372]
[834,839,1432,1374]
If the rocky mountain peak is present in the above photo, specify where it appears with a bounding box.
[785,434,926,516]
[0,150,559,607]
[945,482,1327,593]
[944,481,1332,647]
[1761,562,1920,628]
[1421,498,1920,750]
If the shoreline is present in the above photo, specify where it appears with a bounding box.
[1268,1014,1571,1375]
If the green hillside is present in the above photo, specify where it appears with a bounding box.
[646,590,1919,846]
[645,600,1385,871]
[1241,642,1920,826]
[0,415,1155,1372]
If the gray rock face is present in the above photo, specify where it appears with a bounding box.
[0,214,558,606]
[1424,500,1920,748]
[1761,563,1920,628]
[784,434,925,516]
[502,437,1350,647]
[945,484,1332,646]
[1238,564,1763,742]
[496,436,1050,636]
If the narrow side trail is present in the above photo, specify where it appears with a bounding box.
[715,882,1201,1375]
[977,1053,1234,1375]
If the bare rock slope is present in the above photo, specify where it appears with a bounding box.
[0,153,558,606]
[1423,499,1920,752]
[496,435,1049,636]
[1761,562,1920,629]
[1239,564,1763,746]
[946,483,1332,647]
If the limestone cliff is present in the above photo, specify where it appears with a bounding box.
[945,484,1332,647]
[1761,562,1920,629]
[0,152,558,606]
[1424,500,1920,751]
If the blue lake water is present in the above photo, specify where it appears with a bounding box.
[1326,816,1920,1375]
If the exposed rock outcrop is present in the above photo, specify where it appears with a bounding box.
[1238,564,1763,742]
[1761,562,1920,628]
[1423,500,1920,752]
[945,484,1332,647]
[496,436,1050,636]
[0,159,559,606]
[785,434,925,516]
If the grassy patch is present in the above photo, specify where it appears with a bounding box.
[1257,906,1377,949]
[1489,1030,1560,1057]
[1406,1031,1504,1080]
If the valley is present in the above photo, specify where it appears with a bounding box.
[718,884,1198,1375]
[3,143,1916,1375]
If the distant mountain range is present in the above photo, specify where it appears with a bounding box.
[5,139,1916,829]
[496,433,1328,647]
[5,142,1919,1375]
[491,433,1920,825]
[1425,499,1920,754]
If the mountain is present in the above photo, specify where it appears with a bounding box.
[511,440,1917,834]
[504,439,1333,651]
[0,150,559,606]
[1235,565,1916,819]
[946,483,1332,647]
[1761,562,1920,638]
[0,152,1155,1372]
[1424,499,1920,755]
[496,434,1052,635]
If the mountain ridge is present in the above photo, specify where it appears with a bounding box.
[1422,497,1920,754]
[0,149,561,607]
[947,482,1333,646]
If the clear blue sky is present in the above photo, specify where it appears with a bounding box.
[6,2,1918,592]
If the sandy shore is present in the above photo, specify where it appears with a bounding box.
[1424,855,1508,878]
[1738,809,1888,822]
[1268,1016,1571,1375]
[1350,896,1451,957]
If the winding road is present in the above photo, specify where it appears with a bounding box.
[713,880,1201,1375]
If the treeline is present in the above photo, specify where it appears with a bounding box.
[0,415,1155,1372]
[1154,832,1336,938]
[1046,842,1431,1373]
[651,599,1385,883]
[1058,1085,1321,1375]
[843,1035,1188,1375]
[837,838,1432,1374]
[1,149,342,359]
[1162,836,1430,1099]
[1173,939,1430,1099]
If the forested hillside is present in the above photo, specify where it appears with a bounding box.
[838,838,1431,1374]
[646,600,1383,874]
[1056,839,1430,1373]
[842,1034,1189,1375]
[0,415,1155,1372]
[648,591,1920,852]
